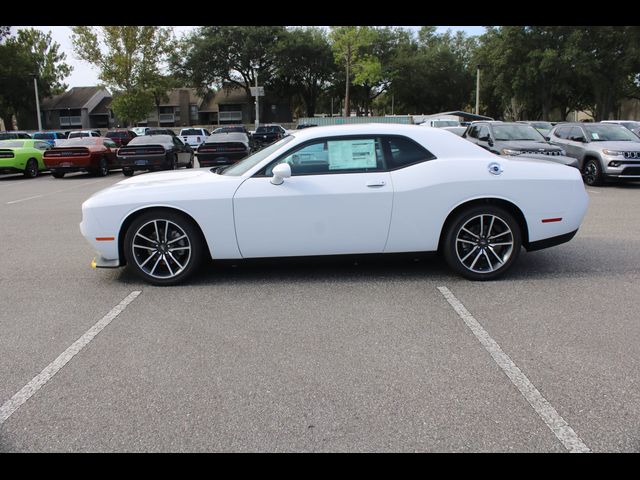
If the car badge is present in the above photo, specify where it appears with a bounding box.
[488,162,503,175]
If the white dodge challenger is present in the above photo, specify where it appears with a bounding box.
[80,124,589,285]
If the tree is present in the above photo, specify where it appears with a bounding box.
[329,26,376,116]
[272,27,337,117]
[0,28,71,129]
[71,26,174,125]
[171,26,287,123]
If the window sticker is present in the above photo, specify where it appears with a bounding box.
[591,132,600,140]
[327,139,377,170]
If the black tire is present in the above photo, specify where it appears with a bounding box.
[123,210,205,286]
[167,154,178,170]
[52,172,65,179]
[122,168,134,177]
[96,156,109,177]
[187,154,194,168]
[583,158,602,186]
[24,158,39,178]
[442,205,522,281]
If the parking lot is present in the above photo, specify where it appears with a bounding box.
[0,168,639,452]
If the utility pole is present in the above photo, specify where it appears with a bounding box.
[254,70,259,130]
[475,64,481,116]
[33,74,42,131]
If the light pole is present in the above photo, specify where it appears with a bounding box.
[32,74,42,131]
[475,64,485,116]
[254,69,259,130]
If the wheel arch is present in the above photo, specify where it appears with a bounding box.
[117,206,211,266]
[438,197,530,251]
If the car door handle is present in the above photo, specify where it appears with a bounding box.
[366,181,386,187]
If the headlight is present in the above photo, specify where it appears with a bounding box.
[501,148,523,156]
[603,149,624,156]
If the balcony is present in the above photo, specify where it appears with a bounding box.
[219,111,243,122]
[159,114,175,123]
[59,116,82,127]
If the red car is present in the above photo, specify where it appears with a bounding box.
[44,137,120,178]
[105,129,137,147]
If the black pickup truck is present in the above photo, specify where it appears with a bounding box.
[253,124,287,147]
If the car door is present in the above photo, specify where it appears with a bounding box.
[172,137,190,165]
[562,126,587,161]
[233,136,393,258]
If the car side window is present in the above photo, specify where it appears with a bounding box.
[568,127,586,142]
[264,137,384,176]
[383,136,436,169]
[466,126,478,138]
[477,125,490,140]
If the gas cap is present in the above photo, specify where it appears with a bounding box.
[488,162,503,176]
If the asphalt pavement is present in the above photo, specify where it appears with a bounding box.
[0,169,639,452]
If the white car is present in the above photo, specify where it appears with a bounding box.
[80,124,588,285]
[179,128,210,148]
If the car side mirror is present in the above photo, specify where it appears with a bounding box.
[544,136,551,141]
[271,163,291,185]
[487,138,494,147]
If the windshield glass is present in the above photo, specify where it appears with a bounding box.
[256,126,280,133]
[583,124,639,141]
[180,129,203,136]
[433,120,460,127]
[0,140,25,148]
[530,121,553,130]
[221,136,294,176]
[33,133,55,140]
[492,124,545,141]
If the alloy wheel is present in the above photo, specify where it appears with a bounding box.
[455,214,514,274]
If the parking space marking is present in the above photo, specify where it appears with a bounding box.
[437,286,591,453]
[5,178,112,204]
[0,291,141,426]
[586,189,601,194]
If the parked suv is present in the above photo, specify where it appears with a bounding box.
[548,122,640,185]
[601,120,640,137]
[462,121,577,168]
[68,130,101,139]
[0,131,31,140]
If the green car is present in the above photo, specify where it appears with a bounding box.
[0,139,51,178]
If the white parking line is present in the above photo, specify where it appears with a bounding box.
[586,189,601,194]
[0,291,141,426]
[437,286,591,453]
[6,178,110,204]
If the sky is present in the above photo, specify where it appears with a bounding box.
[13,26,487,89]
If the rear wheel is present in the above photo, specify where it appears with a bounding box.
[96,156,109,177]
[123,210,205,285]
[24,158,39,178]
[52,172,65,179]
[122,168,134,177]
[443,205,522,281]
[583,158,602,186]
[187,154,194,168]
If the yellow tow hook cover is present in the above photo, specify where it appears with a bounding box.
[91,258,97,269]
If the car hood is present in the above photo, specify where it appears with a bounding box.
[84,168,244,207]
[588,140,640,150]
[497,140,561,151]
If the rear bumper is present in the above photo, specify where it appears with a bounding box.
[525,229,578,252]
[119,154,169,170]
[197,152,247,166]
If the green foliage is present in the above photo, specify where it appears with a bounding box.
[71,26,175,124]
[0,28,72,129]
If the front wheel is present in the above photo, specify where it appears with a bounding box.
[583,158,602,186]
[122,168,134,177]
[187,154,194,168]
[123,210,205,285]
[96,156,109,177]
[442,205,522,281]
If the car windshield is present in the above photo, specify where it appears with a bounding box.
[56,138,96,146]
[433,120,460,127]
[583,124,639,141]
[492,124,545,141]
[221,135,295,176]
[0,140,24,148]
[180,129,203,136]
[33,133,55,140]
[68,132,91,138]
[256,126,280,133]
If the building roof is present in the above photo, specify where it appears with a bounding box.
[41,86,108,111]
[91,97,112,115]
[199,85,251,113]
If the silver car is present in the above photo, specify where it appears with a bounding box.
[548,122,640,186]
